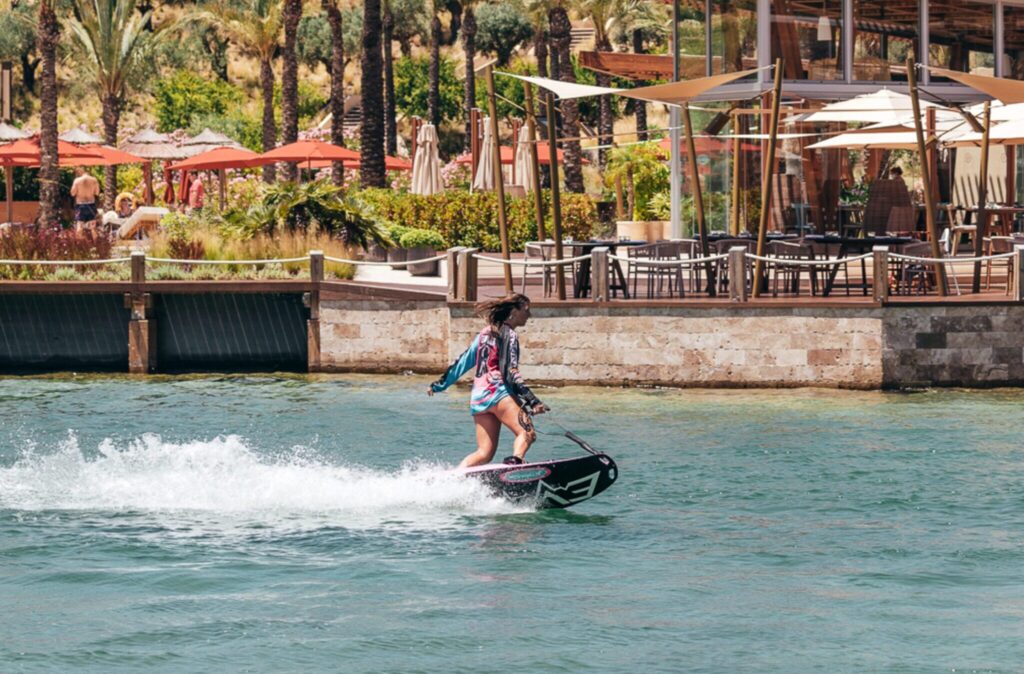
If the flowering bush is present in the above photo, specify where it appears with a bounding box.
[440,160,471,190]
[840,180,870,205]
[0,227,115,280]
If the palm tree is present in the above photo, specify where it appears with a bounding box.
[360,0,386,187]
[548,4,583,192]
[427,3,442,128]
[610,1,666,141]
[67,0,168,208]
[37,0,59,226]
[572,0,621,169]
[201,0,284,183]
[460,0,477,151]
[383,0,398,156]
[322,0,345,185]
[280,0,302,182]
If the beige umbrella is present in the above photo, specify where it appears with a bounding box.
[120,128,187,160]
[59,128,104,144]
[410,123,442,195]
[472,116,495,192]
[180,128,242,158]
[514,125,535,192]
[0,123,31,141]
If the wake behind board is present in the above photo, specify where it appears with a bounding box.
[461,453,617,509]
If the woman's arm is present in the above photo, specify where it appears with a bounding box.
[429,335,480,394]
[502,328,546,412]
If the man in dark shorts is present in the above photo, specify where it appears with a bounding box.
[70,167,101,233]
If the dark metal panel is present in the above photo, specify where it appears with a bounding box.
[155,293,307,372]
[0,294,129,372]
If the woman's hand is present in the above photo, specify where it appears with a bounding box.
[426,387,434,397]
[531,403,550,415]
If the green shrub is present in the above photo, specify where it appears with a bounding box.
[360,189,597,251]
[399,228,445,249]
[387,223,411,247]
[394,55,462,123]
[154,70,243,132]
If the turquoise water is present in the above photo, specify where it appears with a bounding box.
[2,376,1024,673]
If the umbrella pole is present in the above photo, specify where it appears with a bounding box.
[523,83,546,241]
[730,111,741,236]
[219,168,227,211]
[972,101,992,294]
[907,56,947,296]
[142,162,153,206]
[683,102,715,295]
[752,58,784,299]
[485,65,513,293]
[546,90,567,300]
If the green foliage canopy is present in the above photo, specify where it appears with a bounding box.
[474,3,533,66]
[154,70,243,132]
[393,56,462,123]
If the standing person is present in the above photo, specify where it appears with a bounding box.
[187,173,205,212]
[70,167,101,233]
[889,166,906,186]
[428,293,549,468]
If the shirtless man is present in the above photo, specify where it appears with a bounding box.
[70,167,101,233]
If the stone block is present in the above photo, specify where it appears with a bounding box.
[915,332,947,349]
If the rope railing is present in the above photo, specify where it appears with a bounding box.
[744,252,874,267]
[888,251,1017,264]
[0,256,133,265]
[473,253,592,267]
[608,253,728,267]
[323,253,448,267]
[147,256,310,265]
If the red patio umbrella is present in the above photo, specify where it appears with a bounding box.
[254,140,360,167]
[455,147,515,165]
[0,137,106,165]
[308,155,412,172]
[168,146,262,172]
[455,145,589,166]
[61,144,146,167]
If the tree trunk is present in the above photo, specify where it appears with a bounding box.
[260,58,277,183]
[462,6,477,152]
[201,27,230,82]
[383,2,397,156]
[428,14,442,128]
[37,0,60,227]
[324,0,346,185]
[595,35,613,170]
[281,0,302,182]
[101,92,121,210]
[360,0,386,187]
[549,7,583,193]
[534,24,548,142]
[632,29,647,141]
[20,55,39,94]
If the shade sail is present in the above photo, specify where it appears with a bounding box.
[620,68,763,105]
[168,146,262,171]
[797,88,945,124]
[255,140,360,164]
[944,118,1024,147]
[807,132,922,150]
[496,72,622,99]
[929,67,1024,104]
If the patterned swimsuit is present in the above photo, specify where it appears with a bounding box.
[430,326,539,415]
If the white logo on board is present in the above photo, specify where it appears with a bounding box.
[537,471,601,506]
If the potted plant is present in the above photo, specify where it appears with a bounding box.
[605,142,671,242]
[399,228,446,276]
[387,224,411,266]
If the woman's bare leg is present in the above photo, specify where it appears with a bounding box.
[492,397,535,462]
[459,412,501,468]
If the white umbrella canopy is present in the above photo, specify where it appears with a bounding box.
[59,128,104,144]
[514,125,535,192]
[797,88,947,124]
[945,117,1024,147]
[472,117,495,192]
[0,123,31,141]
[410,123,442,195]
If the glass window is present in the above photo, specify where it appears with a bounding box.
[852,0,916,81]
[1004,4,1024,79]
[770,0,843,80]
[928,0,995,77]
[710,0,758,75]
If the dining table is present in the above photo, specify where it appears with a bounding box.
[964,205,1024,237]
[803,234,917,296]
[535,239,647,299]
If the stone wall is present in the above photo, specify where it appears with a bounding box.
[318,300,1024,389]
[319,299,449,372]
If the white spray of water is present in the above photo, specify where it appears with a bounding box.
[0,433,527,531]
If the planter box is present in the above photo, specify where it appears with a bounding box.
[364,242,388,262]
[406,246,439,276]
[387,247,408,269]
[616,220,670,243]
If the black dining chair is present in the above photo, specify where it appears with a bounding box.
[767,240,817,297]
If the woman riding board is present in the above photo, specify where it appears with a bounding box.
[428,293,549,468]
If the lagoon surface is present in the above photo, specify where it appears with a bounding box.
[2,375,1024,673]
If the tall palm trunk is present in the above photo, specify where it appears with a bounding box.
[324,0,345,184]
[428,14,441,128]
[37,0,60,227]
[549,6,583,193]
[260,58,277,183]
[360,0,386,187]
[461,5,477,151]
[101,93,121,210]
[594,34,613,170]
[534,24,548,140]
[383,1,397,156]
[281,0,301,182]
[632,29,647,141]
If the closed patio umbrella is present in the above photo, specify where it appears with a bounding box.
[472,117,495,192]
[411,123,442,195]
[514,125,534,192]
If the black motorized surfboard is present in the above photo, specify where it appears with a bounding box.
[462,451,617,509]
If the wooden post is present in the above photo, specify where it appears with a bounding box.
[4,166,12,224]
[728,246,747,302]
[218,168,227,211]
[485,66,513,294]
[523,83,546,241]
[683,103,715,294]
[546,90,567,300]
[458,247,479,302]
[127,251,154,374]
[1015,245,1024,302]
[307,250,323,372]
[730,112,741,236]
[972,101,992,293]
[872,246,889,305]
[752,58,784,299]
[446,246,461,301]
[590,247,609,302]
[907,56,947,295]
[142,162,154,206]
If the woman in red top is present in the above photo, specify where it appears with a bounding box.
[428,294,549,468]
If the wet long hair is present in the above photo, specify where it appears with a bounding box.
[475,293,531,327]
